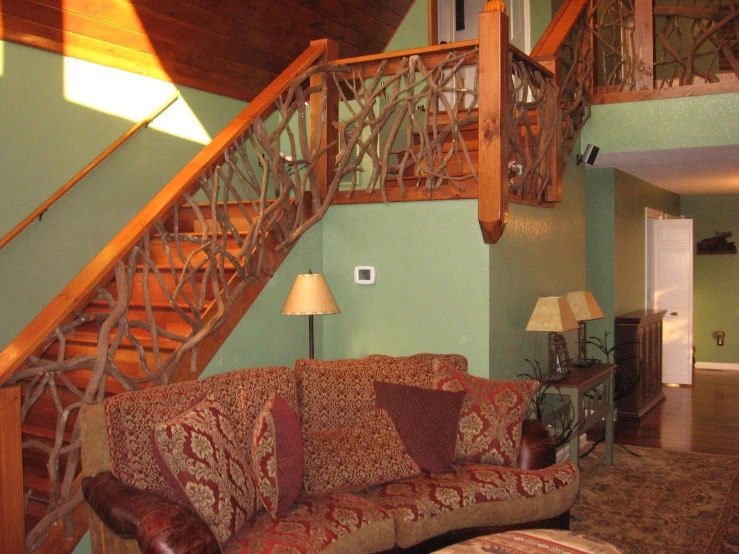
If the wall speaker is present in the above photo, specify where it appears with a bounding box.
[577,144,600,166]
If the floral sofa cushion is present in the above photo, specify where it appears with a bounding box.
[297,353,468,433]
[105,366,298,503]
[227,491,395,554]
[357,461,580,548]
[153,394,255,547]
[303,409,421,495]
[434,362,540,466]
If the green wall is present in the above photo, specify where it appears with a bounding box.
[321,201,491,377]
[613,169,681,316]
[585,168,616,346]
[530,0,554,47]
[201,224,324,375]
[0,41,246,350]
[489,147,587,380]
[585,168,681,356]
[681,194,739,364]
[581,92,739,153]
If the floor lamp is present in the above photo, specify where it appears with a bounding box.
[281,271,340,359]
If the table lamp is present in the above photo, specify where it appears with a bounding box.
[566,290,605,366]
[281,270,340,359]
[526,296,579,377]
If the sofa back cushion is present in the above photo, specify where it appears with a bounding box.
[105,366,298,504]
[152,394,255,547]
[297,353,468,433]
[433,361,539,467]
[303,408,421,495]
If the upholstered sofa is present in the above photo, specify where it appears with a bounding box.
[79,353,580,554]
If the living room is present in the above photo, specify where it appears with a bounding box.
[1,0,738,552]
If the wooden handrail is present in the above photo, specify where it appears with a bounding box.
[0,40,329,385]
[0,92,180,252]
[530,0,590,58]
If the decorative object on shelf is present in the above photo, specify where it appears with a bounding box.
[566,290,605,367]
[526,296,579,378]
[697,231,736,255]
[281,270,340,359]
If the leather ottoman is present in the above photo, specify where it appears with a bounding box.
[433,529,624,553]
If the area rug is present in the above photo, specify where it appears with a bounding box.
[571,444,739,554]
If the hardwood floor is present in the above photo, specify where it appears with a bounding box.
[611,369,739,456]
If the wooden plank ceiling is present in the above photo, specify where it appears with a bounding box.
[0,0,416,101]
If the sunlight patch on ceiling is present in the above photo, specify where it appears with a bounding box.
[0,41,5,77]
[63,57,211,145]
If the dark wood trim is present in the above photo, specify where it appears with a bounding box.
[591,78,739,104]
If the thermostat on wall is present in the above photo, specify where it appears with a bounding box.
[354,266,376,285]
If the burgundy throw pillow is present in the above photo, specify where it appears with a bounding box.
[433,361,540,467]
[152,394,256,548]
[373,380,466,473]
[251,394,304,518]
[302,408,421,495]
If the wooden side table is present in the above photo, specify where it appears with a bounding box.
[546,363,616,468]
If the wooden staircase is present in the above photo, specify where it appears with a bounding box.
[17,198,300,548]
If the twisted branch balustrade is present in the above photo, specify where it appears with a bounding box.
[654,0,739,86]
[557,8,595,156]
[331,46,481,200]
[508,50,559,201]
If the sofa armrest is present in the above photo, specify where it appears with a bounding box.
[517,419,556,470]
[82,471,219,554]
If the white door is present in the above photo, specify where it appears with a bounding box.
[653,219,693,385]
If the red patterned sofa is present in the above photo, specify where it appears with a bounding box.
[79,354,579,554]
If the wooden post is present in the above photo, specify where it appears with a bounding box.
[633,0,654,90]
[478,2,509,244]
[0,386,26,554]
[309,39,340,209]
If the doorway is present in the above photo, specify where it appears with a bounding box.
[646,209,694,385]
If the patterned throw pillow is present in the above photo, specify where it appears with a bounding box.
[152,394,256,548]
[251,394,304,518]
[433,361,540,467]
[303,408,421,495]
[373,381,466,473]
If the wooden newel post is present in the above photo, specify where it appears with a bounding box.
[309,39,340,213]
[0,386,26,554]
[478,2,510,244]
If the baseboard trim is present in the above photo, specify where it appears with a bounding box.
[695,362,739,371]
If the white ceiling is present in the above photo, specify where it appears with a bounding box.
[589,144,739,196]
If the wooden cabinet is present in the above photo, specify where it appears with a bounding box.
[615,310,667,421]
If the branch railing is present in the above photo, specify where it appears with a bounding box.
[0,92,180,252]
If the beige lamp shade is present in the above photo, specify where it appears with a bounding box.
[281,273,340,316]
[525,296,579,333]
[566,290,605,322]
